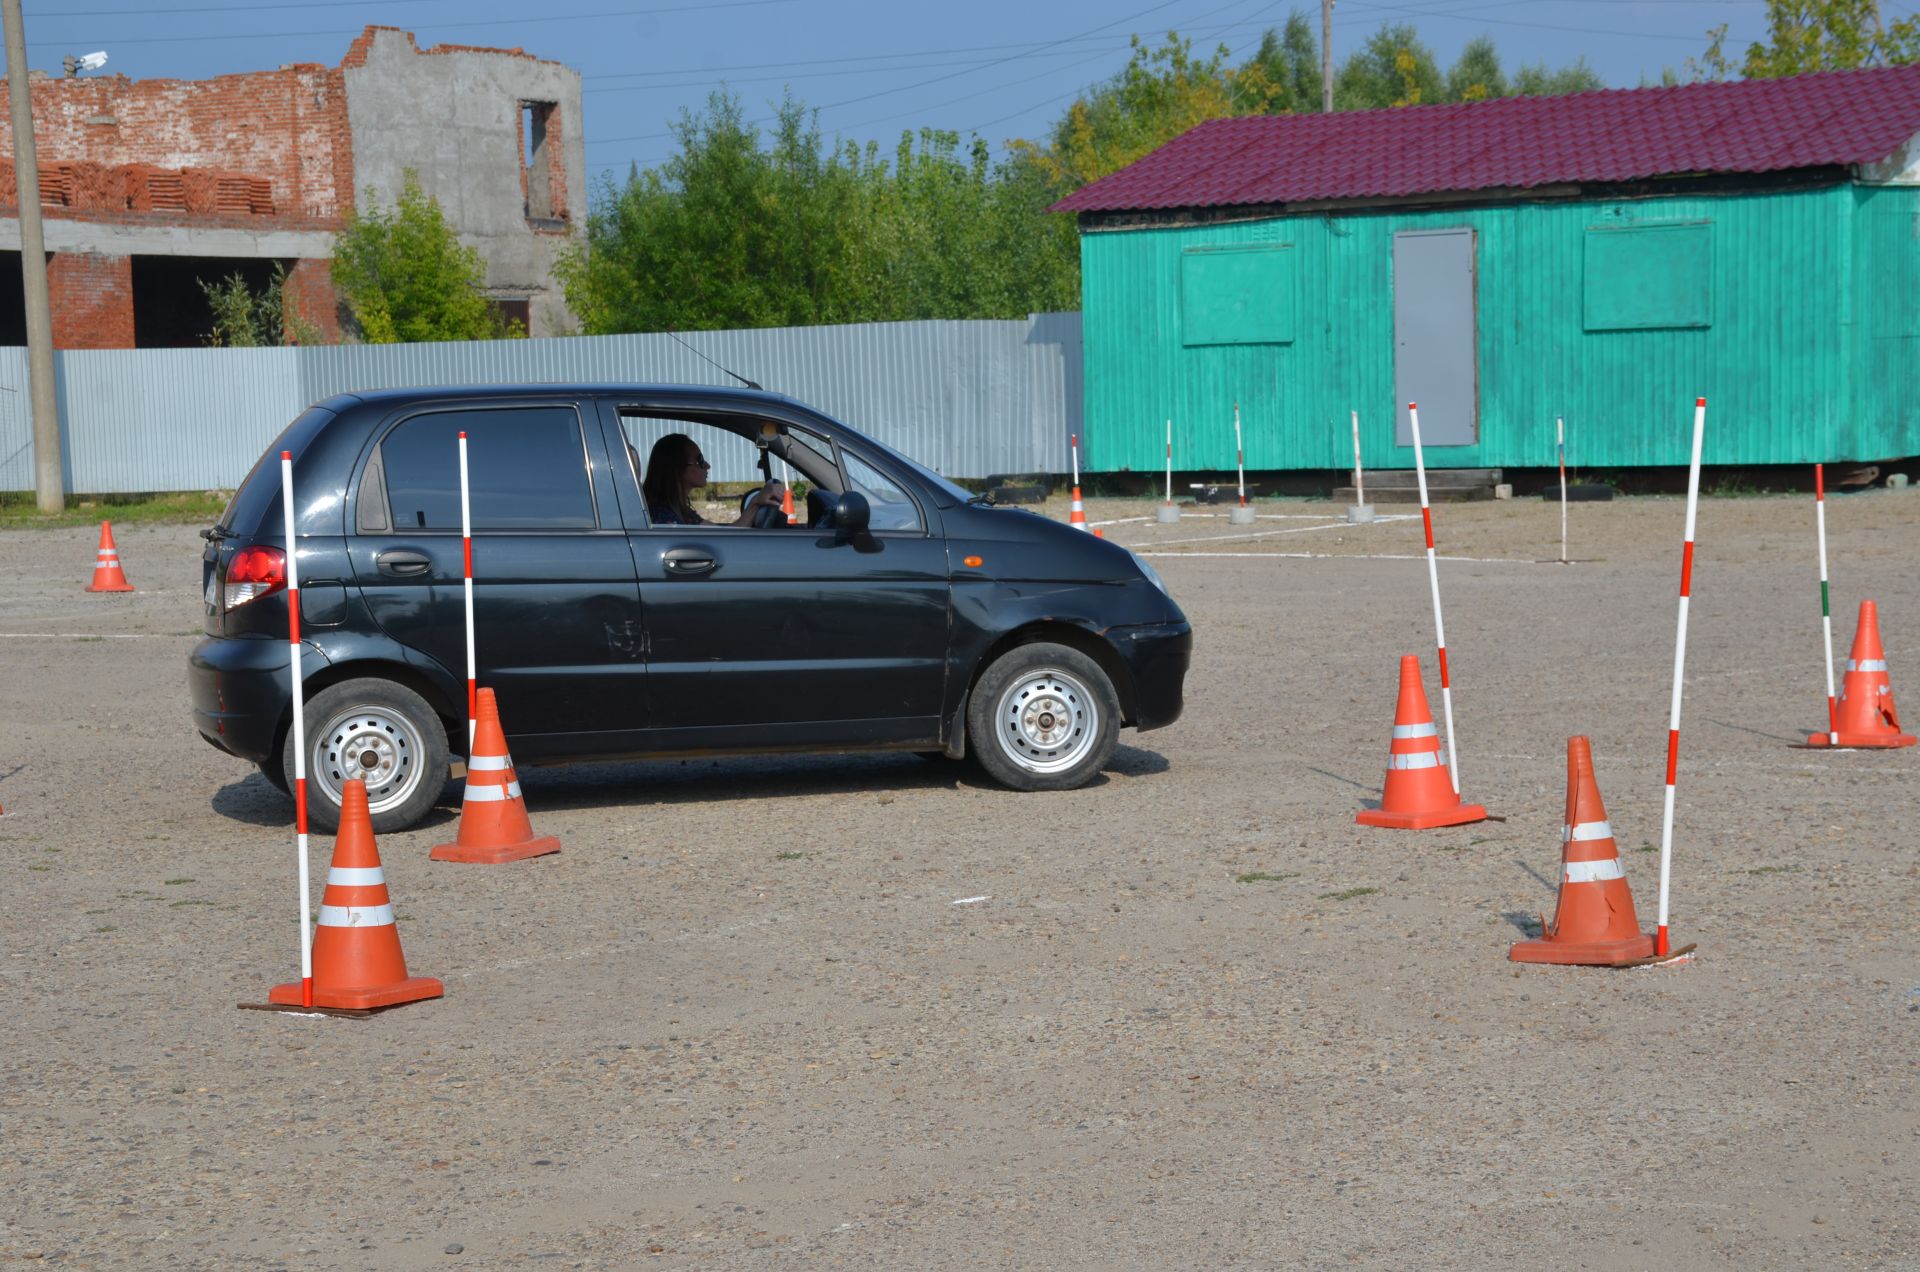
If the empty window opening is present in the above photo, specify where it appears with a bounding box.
[131,255,290,349]
[522,101,560,225]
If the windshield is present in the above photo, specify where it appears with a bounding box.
[845,431,973,507]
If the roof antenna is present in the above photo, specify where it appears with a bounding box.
[666,331,762,391]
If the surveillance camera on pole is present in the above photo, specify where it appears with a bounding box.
[63,50,106,76]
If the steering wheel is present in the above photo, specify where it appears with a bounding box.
[740,485,788,529]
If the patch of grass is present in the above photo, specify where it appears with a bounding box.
[1316,887,1379,902]
[1235,871,1298,884]
[0,489,231,531]
[1745,864,1802,876]
[168,898,213,907]
[163,877,195,886]
[28,864,49,872]
[774,851,808,861]
[1635,843,1657,853]
[94,926,116,933]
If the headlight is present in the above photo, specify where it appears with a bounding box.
[1133,553,1171,598]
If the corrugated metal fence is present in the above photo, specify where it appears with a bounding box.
[0,313,1083,493]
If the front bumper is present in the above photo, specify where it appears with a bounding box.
[1110,619,1192,731]
[188,635,328,763]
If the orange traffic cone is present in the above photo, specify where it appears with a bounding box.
[1807,600,1916,748]
[431,687,561,864]
[1068,485,1089,531]
[87,521,134,592]
[268,779,443,1010]
[781,484,798,526]
[1510,737,1656,965]
[1356,655,1486,829]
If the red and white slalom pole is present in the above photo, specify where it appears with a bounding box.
[1556,415,1568,565]
[1407,402,1461,794]
[1233,402,1248,510]
[279,450,312,1008]
[1350,409,1365,508]
[1814,463,1838,746]
[1164,420,1174,508]
[1068,433,1089,530]
[1655,396,1707,957]
[458,431,477,750]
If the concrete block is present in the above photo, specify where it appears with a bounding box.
[1494,483,1513,500]
[1346,504,1376,524]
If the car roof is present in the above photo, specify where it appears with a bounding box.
[315,383,810,414]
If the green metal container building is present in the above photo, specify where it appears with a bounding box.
[1054,66,1920,473]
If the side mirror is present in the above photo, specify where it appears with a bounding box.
[830,490,870,533]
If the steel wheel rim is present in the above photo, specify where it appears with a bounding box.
[309,705,424,815]
[993,667,1098,775]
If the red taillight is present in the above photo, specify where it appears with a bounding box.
[225,545,287,611]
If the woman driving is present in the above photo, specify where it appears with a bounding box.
[641,432,784,527]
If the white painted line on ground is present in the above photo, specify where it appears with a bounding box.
[0,632,187,639]
[951,895,991,906]
[1138,550,1528,564]
[1123,515,1417,549]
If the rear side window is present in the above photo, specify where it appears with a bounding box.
[380,407,596,530]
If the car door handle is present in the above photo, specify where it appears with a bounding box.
[661,548,716,576]
[375,548,433,577]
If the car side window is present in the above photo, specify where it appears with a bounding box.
[841,450,923,533]
[381,407,596,530]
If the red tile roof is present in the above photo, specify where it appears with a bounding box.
[1052,64,1920,213]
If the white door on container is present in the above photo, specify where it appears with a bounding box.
[1393,228,1478,447]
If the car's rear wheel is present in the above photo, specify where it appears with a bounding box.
[967,642,1120,791]
[286,678,449,833]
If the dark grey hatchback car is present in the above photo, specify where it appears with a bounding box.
[189,384,1192,831]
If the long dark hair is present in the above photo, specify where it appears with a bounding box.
[640,432,699,522]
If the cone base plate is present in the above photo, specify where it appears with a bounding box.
[1509,932,1656,966]
[268,977,443,1010]
[430,836,561,864]
[1357,802,1487,830]
[1804,731,1916,748]
[87,583,135,593]
[1619,942,1698,968]
[238,1001,376,1019]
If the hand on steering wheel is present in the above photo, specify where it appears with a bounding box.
[741,480,787,528]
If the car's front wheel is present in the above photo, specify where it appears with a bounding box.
[285,678,450,833]
[967,642,1120,791]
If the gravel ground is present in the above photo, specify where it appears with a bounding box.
[2,492,1917,1270]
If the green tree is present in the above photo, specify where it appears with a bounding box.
[1010,34,1261,193]
[1446,36,1507,102]
[1511,58,1604,96]
[198,263,322,347]
[1241,12,1322,114]
[1740,0,1920,75]
[1335,23,1443,109]
[331,172,519,343]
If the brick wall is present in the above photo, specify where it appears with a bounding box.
[285,257,341,344]
[0,66,353,221]
[49,252,134,348]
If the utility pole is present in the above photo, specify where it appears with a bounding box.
[1320,0,1336,113]
[3,0,64,513]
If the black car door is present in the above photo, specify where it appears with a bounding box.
[600,403,951,751]
[348,400,647,753]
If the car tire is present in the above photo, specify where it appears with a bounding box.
[967,642,1120,792]
[285,678,450,834]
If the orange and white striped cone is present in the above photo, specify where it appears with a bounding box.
[781,484,798,526]
[1356,655,1486,830]
[87,521,134,592]
[1806,600,1916,748]
[1068,485,1089,531]
[1510,737,1657,966]
[268,779,443,1010]
[430,687,561,864]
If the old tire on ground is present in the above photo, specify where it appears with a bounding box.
[285,678,450,834]
[967,642,1120,791]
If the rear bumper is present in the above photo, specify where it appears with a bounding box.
[189,635,327,763]
[1111,619,1192,731]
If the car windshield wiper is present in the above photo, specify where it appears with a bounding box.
[967,490,999,506]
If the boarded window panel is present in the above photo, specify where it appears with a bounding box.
[1583,223,1713,331]
[1181,244,1295,345]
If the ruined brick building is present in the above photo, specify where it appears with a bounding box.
[0,26,586,347]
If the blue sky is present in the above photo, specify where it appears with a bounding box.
[21,1,1892,190]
